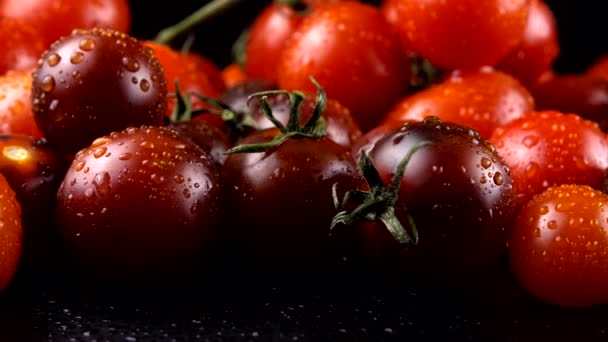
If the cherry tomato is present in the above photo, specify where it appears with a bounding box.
[351,120,402,160]
[509,184,608,308]
[490,110,608,206]
[0,173,22,293]
[0,0,131,48]
[381,0,530,71]
[56,126,223,283]
[0,68,42,138]
[530,73,608,132]
[496,0,560,87]
[0,18,46,76]
[0,135,68,268]
[277,1,411,132]
[382,68,535,139]
[245,0,353,83]
[32,28,167,155]
[221,127,363,270]
[354,117,517,276]
[143,41,225,118]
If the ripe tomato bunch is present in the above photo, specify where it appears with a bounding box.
[0,0,607,311]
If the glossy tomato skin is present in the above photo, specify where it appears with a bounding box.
[0,173,22,293]
[0,135,69,268]
[245,92,362,148]
[363,117,517,276]
[531,73,608,132]
[0,18,46,75]
[56,126,223,284]
[382,68,536,139]
[32,28,167,155]
[277,1,410,133]
[221,63,248,88]
[221,128,363,271]
[0,0,130,48]
[381,0,530,71]
[509,184,608,308]
[0,68,42,138]
[143,41,225,117]
[166,120,232,169]
[490,110,608,206]
[496,0,560,87]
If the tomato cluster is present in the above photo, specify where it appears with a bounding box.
[0,0,607,310]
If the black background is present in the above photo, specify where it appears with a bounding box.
[1,1,607,341]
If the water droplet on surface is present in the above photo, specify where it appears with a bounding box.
[140,141,155,149]
[70,52,84,64]
[74,161,86,172]
[493,172,503,185]
[174,175,185,184]
[480,157,491,169]
[93,147,107,158]
[79,38,96,51]
[41,75,55,92]
[118,153,132,160]
[522,135,539,148]
[47,53,61,66]
[183,189,191,199]
[150,174,164,184]
[548,220,558,229]
[140,79,150,92]
[122,57,140,72]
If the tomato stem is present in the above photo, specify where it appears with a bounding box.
[331,141,432,245]
[155,0,243,45]
[225,77,328,154]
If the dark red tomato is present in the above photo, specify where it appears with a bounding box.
[496,0,559,87]
[221,128,363,269]
[381,0,530,71]
[0,173,22,293]
[586,55,608,79]
[32,28,167,155]
[509,184,608,308]
[360,117,517,276]
[351,120,402,160]
[245,92,362,148]
[382,68,535,139]
[143,41,225,118]
[0,68,42,138]
[56,126,223,283]
[166,120,232,169]
[530,73,608,131]
[277,1,410,132]
[0,18,46,75]
[0,135,69,268]
[245,0,353,82]
[490,110,608,207]
[0,0,131,48]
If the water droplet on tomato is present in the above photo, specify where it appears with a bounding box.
[140,79,150,92]
[522,135,539,148]
[480,157,491,169]
[140,141,155,149]
[190,200,199,213]
[70,52,84,64]
[47,53,61,66]
[74,161,86,172]
[118,153,132,160]
[150,174,164,184]
[93,147,107,158]
[122,57,140,72]
[41,75,55,92]
[183,189,191,199]
[493,172,503,185]
[548,220,558,229]
[79,38,96,51]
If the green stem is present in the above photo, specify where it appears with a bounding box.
[155,0,243,45]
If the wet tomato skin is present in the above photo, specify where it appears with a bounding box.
[0,68,42,138]
[56,126,223,283]
[221,128,363,269]
[509,184,608,308]
[490,110,608,206]
[0,18,46,75]
[0,173,22,293]
[382,68,536,139]
[166,120,232,170]
[0,135,69,267]
[364,117,517,275]
[32,28,167,155]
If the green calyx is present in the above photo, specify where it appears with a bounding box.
[331,141,432,245]
[225,77,328,154]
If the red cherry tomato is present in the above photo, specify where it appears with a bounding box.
[509,184,608,308]
[0,172,22,293]
[496,0,560,87]
[490,110,608,206]
[383,68,535,139]
[221,63,248,88]
[0,0,131,48]
[277,1,410,132]
[381,0,531,70]
[0,68,42,138]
